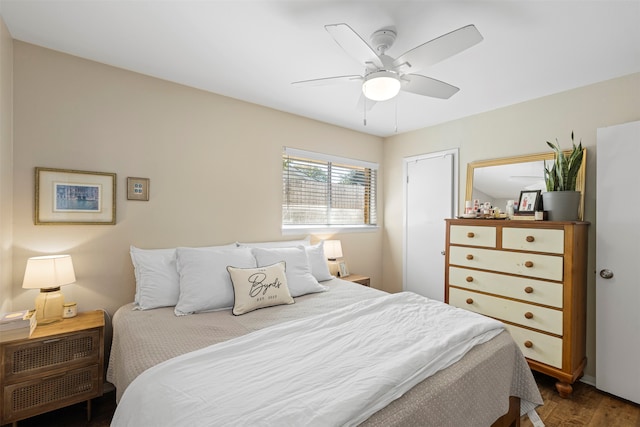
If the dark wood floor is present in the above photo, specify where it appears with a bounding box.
[8,373,640,426]
[521,373,640,427]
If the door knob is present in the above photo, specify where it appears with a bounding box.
[599,269,614,279]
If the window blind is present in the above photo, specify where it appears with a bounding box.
[282,148,378,227]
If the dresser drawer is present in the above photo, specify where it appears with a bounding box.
[2,364,101,423]
[502,228,564,254]
[449,267,563,308]
[504,323,562,369]
[448,246,563,281]
[449,225,496,248]
[448,288,563,335]
[3,329,101,382]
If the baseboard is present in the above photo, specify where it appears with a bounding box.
[580,375,596,386]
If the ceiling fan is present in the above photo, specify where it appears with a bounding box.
[293,23,483,105]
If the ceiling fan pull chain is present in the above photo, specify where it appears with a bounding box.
[363,96,367,126]
[395,98,398,133]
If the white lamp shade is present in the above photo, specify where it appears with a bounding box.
[22,255,76,289]
[362,71,401,101]
[323,240,343,260]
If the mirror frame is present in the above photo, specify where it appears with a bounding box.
[465,149,587,220]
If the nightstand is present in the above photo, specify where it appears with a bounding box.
[0,310,104,426]
[341,274,370,287]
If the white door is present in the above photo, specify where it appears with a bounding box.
[404,150,457,301]
[596,121,640,404]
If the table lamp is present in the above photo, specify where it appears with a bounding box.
[323,240,343,277]
[22,254,76,324]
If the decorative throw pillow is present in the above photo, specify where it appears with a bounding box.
[227,262,294,315]
[175,246,256,316]
[304,241,333,282]
[251,246,328,297]
[130,246,180,310]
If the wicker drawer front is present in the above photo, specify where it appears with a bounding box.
[449,225,497,248]
[449,246,563,281]
[3,329,100,381]
[504,323,562,369]
[3,365,101,423]
[502,228,564,254]
[448,288,563,335]
[449,267,563,308]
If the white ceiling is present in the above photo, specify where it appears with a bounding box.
[1,1,638,137]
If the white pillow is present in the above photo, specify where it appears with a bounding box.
[305,241,333,282]
[175,246,256,316]
[236,236,311,248]
[227,262,294,315]
[251,246,328,297]
[130,246,180,310]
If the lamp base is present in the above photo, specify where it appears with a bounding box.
[35,287,64,324]
[327,260,340,277]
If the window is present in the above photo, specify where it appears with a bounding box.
[282,147,378,229]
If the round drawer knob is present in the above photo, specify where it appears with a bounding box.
[524,312,534,319]
[524,286,534,294]
[526,235,535,242]
[524,261,534,268]
[466,298,474,305]
[524,340,533,348]
[466,254,474,260]
[466,276,474,282]
[467,232,475,238]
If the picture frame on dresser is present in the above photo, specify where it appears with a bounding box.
[516,190,541,214]
[338,261,350,277]
[35,167,116,225]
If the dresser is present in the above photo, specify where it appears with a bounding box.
[444,219,589,397]
[0,310,104,425]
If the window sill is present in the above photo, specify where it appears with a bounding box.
[282,225,379,235]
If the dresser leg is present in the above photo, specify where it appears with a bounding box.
[555,381,573,398]
[87,399,92,421]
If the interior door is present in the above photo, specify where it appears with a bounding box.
[596,121,640,404]
[404,150,457,301]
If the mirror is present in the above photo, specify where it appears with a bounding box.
[465,150,586,220]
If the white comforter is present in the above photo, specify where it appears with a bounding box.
[111,292,504,427]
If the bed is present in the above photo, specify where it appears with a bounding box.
[107,243,542,426]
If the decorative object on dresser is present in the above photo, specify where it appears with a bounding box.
[0,310,105,426]
[445,218,589,397]
[34,167,116,225]
[542,132,585,221]
[323,239,343,277]
[0,310,37,342]
[22,254,76,324]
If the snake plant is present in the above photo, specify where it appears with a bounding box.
[544,132,584,191]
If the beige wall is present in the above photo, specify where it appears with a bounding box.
[0,16,13,313]
[382,71,640,379]
[10,41,383,317]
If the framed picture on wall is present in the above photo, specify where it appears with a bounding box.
[35,167,116,225]
[516,190,541,215]
[127,177,150,201]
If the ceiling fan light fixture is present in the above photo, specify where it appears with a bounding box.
[362,71,401,101]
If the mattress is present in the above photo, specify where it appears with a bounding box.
[107,279,542,425]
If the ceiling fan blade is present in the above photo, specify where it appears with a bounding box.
[325,23,384,69]
[292,75,362,87]
[393,24,483,73]
[401,74,459,99]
